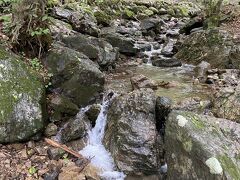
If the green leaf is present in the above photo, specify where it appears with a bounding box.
[28,167,37,175]
[42,28,50,34]
[42,15,48,21]
[31,31,36,36]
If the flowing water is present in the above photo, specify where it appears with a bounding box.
[143,43,163,65]
[80,94,126,180]
[106,63,210,103]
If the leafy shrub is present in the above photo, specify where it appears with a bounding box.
[10,0,52,58]
[202,0,224,28]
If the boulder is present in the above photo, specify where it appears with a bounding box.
[44,123,58,137]
[116,26,140,36]
[85,104,101,126]
[104,33,138,55]
[44,44,104,107]
[161,39,178,57]
[165,110,240,180]
[179,16,204,35]
[175,28,240,68]
[61,34,119,69]
[60,109,90,143]
[195,61,211,83]
[152,56,182,67]
[50,94,79,116]
[173,97,211,114]
[103,89,159,175]
[140,18,162,32]
[212,86,240,123]
[50,18,74,39]
[0,47,46,143]
[52,7,100,37]
[155,96,172,134]
[130,74,158,90]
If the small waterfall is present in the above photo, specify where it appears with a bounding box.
[80,93,126,180]
[144,43,163,65]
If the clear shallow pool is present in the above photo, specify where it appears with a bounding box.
[106,64,210,103]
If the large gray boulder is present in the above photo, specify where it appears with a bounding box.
[61,34,119,69]
[165,110,240,180]
[140,18,163,33]
[103,88,159,175]
[44,44,104,107]
[0,47,46,143]
[52,7,100,37]
[104,33,138,55]
[152,56,182,67]
[175,28,240,68]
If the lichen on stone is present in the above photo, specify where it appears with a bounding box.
[205,157,223,175]
[177,115,188,127]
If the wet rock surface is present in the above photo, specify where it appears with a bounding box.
[152,57,182,67]
[130,74,158,90]
[104,88,160,175]
[60,110,91,143]
[165,110,240,180]
[1,0,240,179]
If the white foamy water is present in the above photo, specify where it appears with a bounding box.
[80,94,126,180]
[144,43,163,65]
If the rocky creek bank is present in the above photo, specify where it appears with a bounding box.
[0,0,240,179]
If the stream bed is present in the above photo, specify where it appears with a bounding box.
[106,63,211,103]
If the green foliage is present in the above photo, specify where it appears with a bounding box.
[0,14,11,33]
[28,166,37,175]
[28,57,53,88]
[0,0,19,6]
[202,0,224,28]
[30,58,43,71]
[47,0,59,6]
[10,0,52,58]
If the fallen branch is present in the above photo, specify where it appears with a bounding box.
[44,138,90,171]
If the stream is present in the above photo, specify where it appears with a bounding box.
[80,94,126,180]
[77,54,210,179]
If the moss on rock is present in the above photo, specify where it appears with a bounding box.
[94,10,112,26]
[218,154,240,180]
[0,47,46,143]
[176,28,240,68]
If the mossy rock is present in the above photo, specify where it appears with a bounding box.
[44,43,104,107]
[175,28,240,68]
[166,110,240,180]
[122,8,135,20]
[131,5,148,14]
[149,7,158,14]
[94,10,112,26]
[143,9,154,17]
[0,47,46,143]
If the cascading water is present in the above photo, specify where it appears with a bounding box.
[80,93,126,180]
[143,43,163,65]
